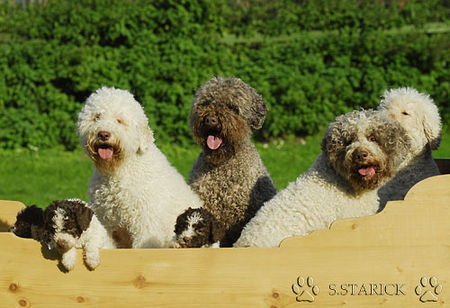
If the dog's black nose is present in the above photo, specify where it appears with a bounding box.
[97,131,111,141]
[356,151,369,160]
[204,116,218,126]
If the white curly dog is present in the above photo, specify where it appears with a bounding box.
[376,87,441,207]
[78,87,202,248]
[234,109,411,247]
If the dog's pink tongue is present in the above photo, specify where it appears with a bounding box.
[358,166,376,176]
[98,147,113,160]
[207,135,222,150]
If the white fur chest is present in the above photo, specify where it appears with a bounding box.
[88,167,168,248]
[90,175,139,228]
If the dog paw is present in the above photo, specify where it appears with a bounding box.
[415,276,442,303]
[61,249,77,271]
[291,276,320,302]
[84,249,100,270]
[208,241,220,248]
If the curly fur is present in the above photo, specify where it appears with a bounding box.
[235,110,411,247]
[9,205,44,240]
[78,87,202,248]
[322,110,409,192]
[377,87,441,208]
[189,77,277,246]
[43,199,115,271]
[174,207,225,248]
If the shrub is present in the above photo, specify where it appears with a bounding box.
[0,0,448,149]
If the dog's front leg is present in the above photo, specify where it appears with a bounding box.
[83,242,100,270]
[61,247,77,271]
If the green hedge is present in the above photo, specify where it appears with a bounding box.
[0,0,448,150]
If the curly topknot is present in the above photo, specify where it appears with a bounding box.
[191,76,268,130]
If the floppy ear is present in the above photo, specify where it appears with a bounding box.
[76,205,94,233]
[138,125,154,154]
[248,95,268,130]
[42,206,54,231]
[320,120,342,158]
[209,219,225,244]
[423,117,442,150]
[320,129,330,155]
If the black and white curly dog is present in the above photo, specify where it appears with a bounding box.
[10,199,115,271]
[9,205,44,240]
[174,207,225,248]
[185,77,277,247]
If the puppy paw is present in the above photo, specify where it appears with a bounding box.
[84,247,101,270]
[61,248,77,271]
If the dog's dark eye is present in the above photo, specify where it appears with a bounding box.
[117,118,125,125]
[196,227,208,236]
[401,111,410,116]
[94,114,101,122]
[368,136,377,142]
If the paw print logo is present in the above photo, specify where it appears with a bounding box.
[291,276,320,303]
[415,276,443,303]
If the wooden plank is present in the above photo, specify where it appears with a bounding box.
[404,173,450,201]
[281,174,450,248]
[0,233,448,307]
[0,200,24,232]
[0,175,449,307]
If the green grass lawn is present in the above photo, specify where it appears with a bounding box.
[1,127,449,207]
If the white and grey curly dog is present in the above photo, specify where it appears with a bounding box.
[78,87,202,248]
[377,87,441,208]
[234,109,411,247]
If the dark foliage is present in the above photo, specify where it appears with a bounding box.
[0,0,448,149]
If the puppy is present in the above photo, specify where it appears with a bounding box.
[43,199,115,271]
[174,207,225,248]
[9,205,44,240]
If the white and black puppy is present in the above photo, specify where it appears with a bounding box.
[174,207,225,248]
[9,205,44,240]
[42,199,115,271]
